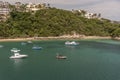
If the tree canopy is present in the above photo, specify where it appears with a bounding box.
[0,8,120,38]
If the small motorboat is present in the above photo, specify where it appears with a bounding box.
[10,53,28,59]
[10,48,28,59]
[32,46,42,50]
[32,45,42,50]
[0,45,4,48]
[65,41,79,46]
[11,48,20,52]
[21,42,27,45]
[56,53,67,59]
[27,41,32,43]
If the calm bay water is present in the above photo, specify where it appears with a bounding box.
[0,39,120,80]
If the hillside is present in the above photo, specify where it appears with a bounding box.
[0,8,120,38]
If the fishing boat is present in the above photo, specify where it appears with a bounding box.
[10,48,28,59]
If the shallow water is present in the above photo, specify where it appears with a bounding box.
[0,40,120,80]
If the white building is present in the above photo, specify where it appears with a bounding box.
[0,1,10,21]
[85,12,94,19]
[72,9,100,19]
[26,3,46,12]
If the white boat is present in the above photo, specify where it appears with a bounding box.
[32,45,42,50]
[21,42,27,45]
[0,45,4,48]
[56,53,67,59]
[10,48,28,59]
[10,53,28,59]
[65,41,79,45]
[27,41,32,43]
[32,46,42,50]
[11,48,20,52]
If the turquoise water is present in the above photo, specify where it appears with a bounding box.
[0,40,120,80]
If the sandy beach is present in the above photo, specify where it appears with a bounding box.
[0,35,113,42]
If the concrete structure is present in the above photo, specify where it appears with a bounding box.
[26,3,46,12]
[0,1,10,21]
[72,9,101,19]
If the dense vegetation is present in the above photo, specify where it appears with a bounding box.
[0,8,120,38]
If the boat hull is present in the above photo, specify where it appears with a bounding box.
[56,55,67,59]
[10,55,28,59]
